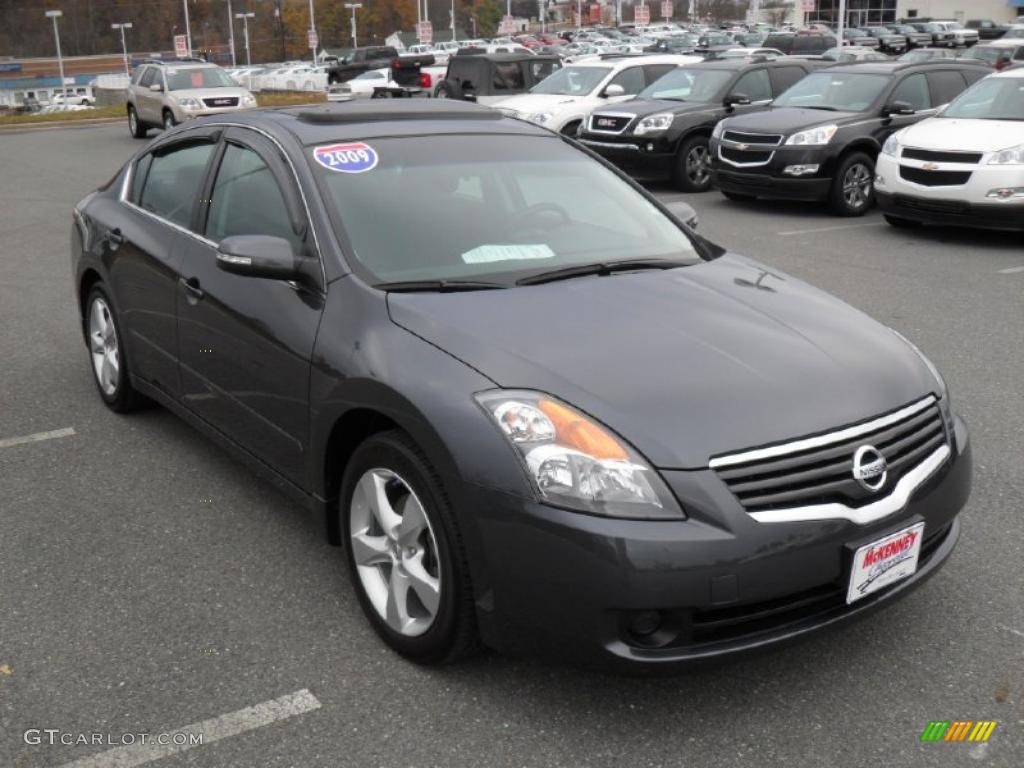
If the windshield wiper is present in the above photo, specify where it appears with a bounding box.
[516,259,691,286]
[375,279,508,293]
[802,105,840,111]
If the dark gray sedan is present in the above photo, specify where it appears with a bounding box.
[70,100,971,670]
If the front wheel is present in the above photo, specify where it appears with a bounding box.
[672,135,712,193]
[162,109,176,131]
[84,286,147,412]
[340,431,477,664]
[830,152,876,216]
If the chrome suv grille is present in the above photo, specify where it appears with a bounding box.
[589,113,632,134]
[711,397,947,513]
[722,130,783,146]
[203,96,239,108]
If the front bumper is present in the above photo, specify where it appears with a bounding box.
[466,416,971,671]
[578,135,676,182]
[176,104,256,121]
[710,140,836,201]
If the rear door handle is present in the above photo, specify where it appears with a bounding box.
[180,276,205,303]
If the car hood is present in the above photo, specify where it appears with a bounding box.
[723,107,860,134]
[386,254,937,469]
[493,93,588,113]
[594,98,719,120]
[898,117,1024,152]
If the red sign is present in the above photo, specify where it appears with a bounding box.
[634,5,650,25]
[589,3,602,23]
[173,34,188,58]
[417,20,433,44]
[802,0,815,10]
[661,1,673,19]
[308,29,319,49]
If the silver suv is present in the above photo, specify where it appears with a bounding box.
[126,60,256,138]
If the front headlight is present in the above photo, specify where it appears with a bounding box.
[241,93,257,106]
[784,123,838,146]
[476,390,684,519]
[988,144,1024,165]
[529,111,553,125]
[175,96,202,110]
[881,132,901,157]
[634,111,674,136]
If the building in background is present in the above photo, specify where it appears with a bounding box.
[800,1,1020,25]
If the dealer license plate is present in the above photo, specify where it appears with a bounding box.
[846,522,925,604]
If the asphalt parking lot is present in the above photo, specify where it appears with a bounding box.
[1,120,1022,768]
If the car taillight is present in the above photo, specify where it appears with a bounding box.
[420,73,431,88]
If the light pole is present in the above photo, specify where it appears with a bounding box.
[235,12,254,67]
[227,0,236,67]
[450,0,456,41]
[576,0,582,30]
[45,10,66,101]
[538,0,544,35]
[111,22,133,77]
[309,0,317,60]
[344,3,362,47]
[837,0,847,52]
[182,0,193,57]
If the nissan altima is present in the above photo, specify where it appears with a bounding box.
[71,100,971,670]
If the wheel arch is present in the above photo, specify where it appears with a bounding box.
[78,268,104,339]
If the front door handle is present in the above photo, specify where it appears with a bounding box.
[180,276,205,303]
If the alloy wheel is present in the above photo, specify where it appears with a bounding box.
[89,297,120,396]
[349,468,442,637]
[128,109,137,135]
[163,112,174,130]
[687,145,711,186]
[843,162,873,210]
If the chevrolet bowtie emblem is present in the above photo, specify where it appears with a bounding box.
[736,143,750,151]
[923,162,940,170]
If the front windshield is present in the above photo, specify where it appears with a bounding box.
[638,67,732,101]
[898,50,937,62]
[531,65,610,95]
[167,67,236,90]
[773,72,888,112]
[942,77,1024,120]
[311,135,700,284]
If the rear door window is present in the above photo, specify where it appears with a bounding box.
[137,142,215,230]
[769,66,809,95]
[492,62,525,91]
[890,73,931,111]
[732,68,772,102]
[925,70,968,105]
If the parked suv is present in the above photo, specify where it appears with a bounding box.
[709,61,988,215]
[578,56,827,191]
[762,32,836,56]
[126,60,256,138]
[433,52,562,105]
[494,54,701,137]
[876,67,1024,230]
[966,19,1011,40]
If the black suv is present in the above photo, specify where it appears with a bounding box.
[578,57,827,191]
[709,61,988,215]
[434,52,561,103]
[762,32,837,55]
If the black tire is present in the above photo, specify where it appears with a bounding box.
[884,214,921,229]
[721,190,755,202]
[829,151,876,217]
[672,135,712,192]
[83,285,148,412]
[339,430,477,665]
[127,105,148,139]
[434,83,452,99]
[560,120,581,138]
[162,109,176,131]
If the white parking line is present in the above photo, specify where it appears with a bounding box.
[57,689,322,768]
[0,427,75,450]
[997,266,1024,275]
[777,222,886,237]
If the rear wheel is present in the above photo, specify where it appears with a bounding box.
[434,83,452,99]
[829,151,875,216]
[127,105,148,139]
[84,285,147,412]
[672,135,712,193]
[340,431,477,664]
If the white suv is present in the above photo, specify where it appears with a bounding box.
[492,54,701,136]
[875,68,1024,231]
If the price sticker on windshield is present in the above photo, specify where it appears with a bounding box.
[313,142,379,174]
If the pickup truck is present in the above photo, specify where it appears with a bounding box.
[326,54,436,100]
[326,46,400,84]
[966,19,1011,40]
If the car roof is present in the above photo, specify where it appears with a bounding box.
[978,39,1024,47]
[220,100,554,146]
[825,61,978,75]
[991,66,1024,78]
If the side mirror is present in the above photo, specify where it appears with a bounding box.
[884,100,914,116]
[216,235,299,281]
[603,83,626,98]
[724,92,751,108]
[149,83,163,92]
[665,199,698,230]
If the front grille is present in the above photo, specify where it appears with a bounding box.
[722,130,783,146]
[893,195,969,215]
[902,148,983,164]
[712,398,947,512]
[720,146,773,165]
[900,166,972,187]
[203,96,239,108]
[589,113,632,134]
[716,169,774,187]
[688,521,953,644]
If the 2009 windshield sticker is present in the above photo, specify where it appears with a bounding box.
[313,142,378,173]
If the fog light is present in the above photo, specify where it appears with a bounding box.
[783,164,819,176]
[646,142,655,151]
[629,610,662,637]
[986,187,1024,200]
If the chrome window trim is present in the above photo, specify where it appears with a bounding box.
[710,394,938,468]
[119,121,327,288]
[748,443,950,524]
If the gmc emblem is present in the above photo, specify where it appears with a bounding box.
[212,99,232,106]
[596,118,616,127]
